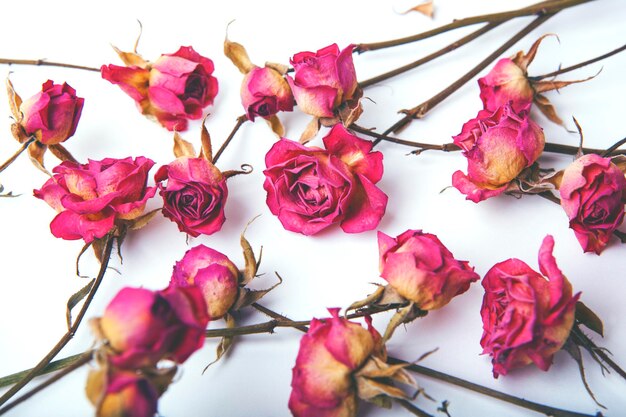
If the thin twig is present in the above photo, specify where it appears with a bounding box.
[0,235,114,411]
[0,58,100,72]
[0,137,35,174]
[531,43,626,81]
[571,326,626,380]
[354,0,593,53]
[0,352,88,389]
[396,398,435,417]
[601,137,626,158]
[212,115,248,165]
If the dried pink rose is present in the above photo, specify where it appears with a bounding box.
[101,46,218,131]
[33,157,156,243]
[452,104,545,203]
[155,156,228,237]
[559,154,626,254]
[378,230,479,310]
[289,308,381,417]
[18,80,84,145]
[287,44,360,120]
[480,235,580,377]
[170,245,240,320]
[478,58,534,114]
[263,124,387,235]
[93,286,209,369]
[241,66,293,121]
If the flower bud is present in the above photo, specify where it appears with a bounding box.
[241,66,294,121]
[478,58,533,113]
[171,245,240,320]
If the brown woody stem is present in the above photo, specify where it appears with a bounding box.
[0,137,35,174]
[382,13,555,137]
[354,0,593,53]
[0,352,88,389]
[571,326,626,380]
[0,235,114,412]
[387,358,602,417]
[0,58,100,72]
[530,43,626,81]
[212,115,248,165]
[396,398,435,417]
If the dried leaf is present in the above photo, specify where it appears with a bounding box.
[128,208,161,231]
[576,301,604,337]
[199,115,213,162]
[512,34,557,72]
[27,142,50,175]
[92,237,107,265]
[173,131,196,158]
[399,0,434,18]
[383,303,415,343]
[204,314,236,372]
[358,377,411,402]
[300,117,320,144]
[233,272,282,311]
[132,20,143,54]
[264,62,289,75]
[48,144,78,163]
[111,45,149,69]
[224,37,254,74]
[541,170,564,190]
[75,241,94,278]
[6,78,23,121]
[240,215,261,284]
[266,115,285,137]
[533,74,596,94]
[534,93,564,126]
[10,123,28,143]
[346,286,385,314]
[66,278,95,329]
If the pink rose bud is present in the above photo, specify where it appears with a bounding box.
[33,157,156,243]
[86,368,159,417]
[263,124,387,235]
[478,58,534,113]
[480,235,580,377]
[95,286,209,369]
[155,156,228,237]
[378,230,479,310]
[287,44,359,119]
[101,46,218,131]
[241,66,294,121]
[170,245,240,320]
[289,308,381,417]
[559,154,626,254]
[452,104,545,203]
[19,80,84,145]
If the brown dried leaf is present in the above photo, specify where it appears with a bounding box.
[111,45,149,69]
[199,115,213,162]
[399,0,434,18]
[300,117,320,144]
[534,93,564,126]
[266,115,285,137]
[205,314,236,371]
[240,215,261,284]
[27,142,50,175]
[48,144,78,163]
[224,38,254,74]
[6,78,22,121]
[513,34,557,72]
[541,170,564,190]
[66,278,95,329]
[173,131,197,158]
[10,123,28,143]
[383,303,415,343]
[129,208,161,231]
[346,286,385,314]
[533,72,597,94]
[232,273,282,311]
[576,301,604,337]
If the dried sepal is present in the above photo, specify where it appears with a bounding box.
[27,141,49,175]
[300,117,320,144]
[199,115,213,162]
[48,144,78,163]
[173,131,197,158]
[232,272,282,311]
[6,77,23,121]
[398,0,434,18]
[111,44,149,69]
[534,93,564,126]
[66,278,95,329]
[562,338,606,408]
[512,34,557,72]
[240,215,261,284]
[264,61,289,75]
[533,73,598,94]
[346,285,386,314]
[128,208,161,231]
[10,123,29,143]
[266,114,285,137]
[611,155,626,172]
[224,37,254,74]
[382,302,427,343]
[205,313,237,370]
[576,301,604,337]
[355,355,417,403]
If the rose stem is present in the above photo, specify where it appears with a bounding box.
[396,399,435,417]
[0,235,114,410]
[0,352,92,416]
[386,358,601,417]
[602,137,626,158]
[250,304,598,417]
[0,137,35,174]
[0,352,88,388]
[212,115,248,165]
[379,13,556,139]
[570,325,626,380]
[530,43,626,81]
[0,58,100,72]
[358,22,502,89]
[350,124,626,157]
[354,0,592,53]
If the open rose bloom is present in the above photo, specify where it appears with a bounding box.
[558,154,626,254]
[155,156,228,237]
[378,230,479,310]
[263,124,387,235]
[452,104,545,203]
[480,236,580,377]
[101,46,218,131]
[34,157,156,243]
[478,58,534,114]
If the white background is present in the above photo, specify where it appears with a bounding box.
[0,0,625,416]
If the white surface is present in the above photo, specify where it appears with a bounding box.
[0,0,625,416]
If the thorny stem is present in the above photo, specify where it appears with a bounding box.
[358,22,502,89]
[354,0,593,53]
[0,235,114,412]
[387,358,602,417]
[212,115,248,165]
[0,137,35,174]
[530,43,626,81]
[571,326,626,381]
[381,13,555,138]
[0,58,100,72]
[396,398,435,417]
[0,353,92,416]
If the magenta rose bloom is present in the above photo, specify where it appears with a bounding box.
[289,308,381,417]
[559,154,626,254]
[452,103,545,203]
[171,245,240,320]
[478,58,534,113]
[155,156,227,237]
[263,124,387,235]
[94,286,209,369]
[101,46,218,131]
[241,66,293,121]
[287,44,359,119]
[33,157,156,243]
[480,235,580,377]
[19,80,84,145]
[378,230,479,310]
